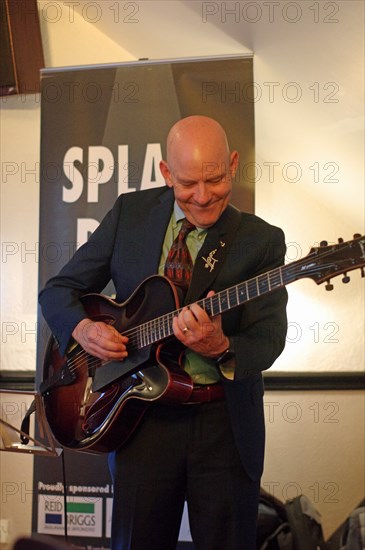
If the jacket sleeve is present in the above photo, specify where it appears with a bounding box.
[38,195,124,356]
[222,225,288,380]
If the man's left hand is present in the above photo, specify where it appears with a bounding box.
[172,291,229,358]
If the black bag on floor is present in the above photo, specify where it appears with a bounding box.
[257,489,294,550]
[339,505,365,549]
[257,490,327,550]
[285,495,327,550]
[326,499,365,549]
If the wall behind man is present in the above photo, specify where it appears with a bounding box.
[1,0,363,375]
[0,0,363,545]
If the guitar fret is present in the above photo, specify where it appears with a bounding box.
[142,327,146,347]
[237,283,248,303]
[228,287,238,308]
[167,313,173,338]
[269,269,281,289]
[279,267,284,286]
[208,296,218,317]
[148,321,154,345]
[142,323,147,347]
[205,296,213,317]
[162,315,168,340]
[145,321,150,345]
[142,323,148,346]
[151,319,158,342]
[258,274,269,295]
[161,315,167,339]
[226,289,232,310]
[137,326,143,348]
[146,322,151,345]
[221,290,229,311]
[247,279,258,300]
[159,318,164,340]
[275,270,282,287]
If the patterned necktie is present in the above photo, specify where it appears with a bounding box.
[164,218,196,291]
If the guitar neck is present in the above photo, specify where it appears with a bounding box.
[136,233,365,349]
[137,263,294,349]
[201,264,292,317]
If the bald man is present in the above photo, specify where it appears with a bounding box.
[39,116,288,550]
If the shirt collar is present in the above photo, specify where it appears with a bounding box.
[173,202,206,234]
[173,201,186,224]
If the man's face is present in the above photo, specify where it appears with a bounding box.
[161,150,239,229]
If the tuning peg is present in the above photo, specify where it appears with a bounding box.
[338,237,344,244]
[353,233,361,239]
[320,240,328,247]
[325,280,334,291]
[342,273,350,284]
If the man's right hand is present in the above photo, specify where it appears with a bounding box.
[72,319,128,362]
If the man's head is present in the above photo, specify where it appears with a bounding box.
[160,115,239,229]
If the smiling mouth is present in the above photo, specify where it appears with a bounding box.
[191,199,221,209]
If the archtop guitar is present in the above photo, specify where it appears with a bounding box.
[40,235,365,453]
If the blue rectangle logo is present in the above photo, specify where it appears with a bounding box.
[45,514,62,525]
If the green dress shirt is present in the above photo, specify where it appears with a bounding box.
[158,204,221,384]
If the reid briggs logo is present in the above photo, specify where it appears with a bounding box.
[43,498,63,527]
[67,502,96,528]
[37,496,103,537]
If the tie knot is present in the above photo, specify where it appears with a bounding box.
[179,218,196,240]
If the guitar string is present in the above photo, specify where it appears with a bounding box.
[63,254,360,377]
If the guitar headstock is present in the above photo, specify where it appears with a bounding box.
[298,234,365,289]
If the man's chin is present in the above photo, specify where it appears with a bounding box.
[190,214,220,229]
[192,205,228,228]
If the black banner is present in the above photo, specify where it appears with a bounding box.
[34,55,254,548]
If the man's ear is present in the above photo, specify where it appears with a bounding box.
[159,160,173,188]
[229,151,239,179]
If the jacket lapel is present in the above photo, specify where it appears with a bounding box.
[142,188,174,278]
[185,204,241,303]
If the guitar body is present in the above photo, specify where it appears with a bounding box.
[41,276,194,453]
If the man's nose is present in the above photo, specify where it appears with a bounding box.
[194,182,211,204]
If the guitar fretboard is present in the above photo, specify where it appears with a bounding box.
[136,264,293,349]
[134,234,365,350]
